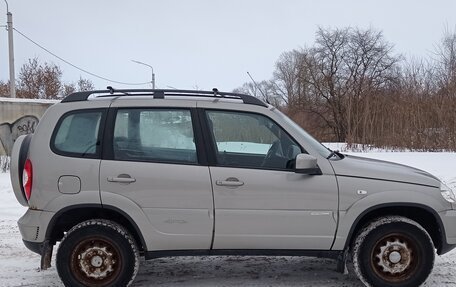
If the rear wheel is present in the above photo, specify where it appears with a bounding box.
[352,216,435,287]
[56,219,139,287]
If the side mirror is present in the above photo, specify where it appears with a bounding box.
[295,153,322,175]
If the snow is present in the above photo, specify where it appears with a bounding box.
[1,148,456,286]
[0,96,60,104]
[324,143,456,190]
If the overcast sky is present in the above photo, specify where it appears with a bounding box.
[1,0,456,92]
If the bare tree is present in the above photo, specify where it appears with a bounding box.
[77,77,95,91]
[234,26,456,151]
[17,57,62,99]
[62,77,95,96]
[17,58,42,98]
[16,58,95,99]
[0,81,9,96]
[431,27,456,149]
[62,83,76,96]
[233,80,282,107]
[41,62,63,99]
[272,27,400,143]
[434,27,456,92]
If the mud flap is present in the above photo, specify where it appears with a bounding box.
[40,240,53,270]
[336,249,348,274]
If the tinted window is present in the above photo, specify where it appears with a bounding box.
[53,110,103,157]
[206,111,301,170]
[113,109,197,164]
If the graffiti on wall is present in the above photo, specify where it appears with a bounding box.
[0,115,39,156]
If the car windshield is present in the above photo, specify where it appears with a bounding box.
[273,108,332,158]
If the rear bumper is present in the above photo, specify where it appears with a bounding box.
[18,208,55,244]
[23,240,43,255]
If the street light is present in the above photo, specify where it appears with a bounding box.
[131,60,155,89]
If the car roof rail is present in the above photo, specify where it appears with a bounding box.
[61,87,268,107]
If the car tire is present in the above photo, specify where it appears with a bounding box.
[352,216,435,287]
[56,219,139,287]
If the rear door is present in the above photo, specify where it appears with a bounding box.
[100,101,214,250]
[203,109,338,250]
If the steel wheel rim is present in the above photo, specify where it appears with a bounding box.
[370,232,420,283]
[70,236,122,286]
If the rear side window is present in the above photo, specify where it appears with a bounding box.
[113,109,197,164]
[52,110,104,158]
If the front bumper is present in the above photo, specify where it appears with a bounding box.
[439,209,456,254]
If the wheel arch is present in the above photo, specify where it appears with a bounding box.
[46,204,147,253]
[343,203,446,255]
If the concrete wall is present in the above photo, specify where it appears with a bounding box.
[0,97,58,155]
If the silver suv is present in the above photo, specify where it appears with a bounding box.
[10,88,456,287]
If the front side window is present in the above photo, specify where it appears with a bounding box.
[52,110,103,157]
[273,108,332,158]
[206,110,302,170]
[113,109,197,164]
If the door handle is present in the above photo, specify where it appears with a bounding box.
[216,177,244,187]
[107,174,136,183]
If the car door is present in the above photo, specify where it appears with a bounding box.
[204,109,338,250]
[100,103,214,251]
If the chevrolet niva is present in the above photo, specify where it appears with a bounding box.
[10,88,456,287]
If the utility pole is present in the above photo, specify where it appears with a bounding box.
[5,1,15,98]
[152,72,155,90]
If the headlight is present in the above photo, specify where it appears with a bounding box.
[440,182,456,203]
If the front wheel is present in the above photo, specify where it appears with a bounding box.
[56,219,139,287]
[352,216,435,287]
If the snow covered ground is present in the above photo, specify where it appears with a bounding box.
[1,147,456,286]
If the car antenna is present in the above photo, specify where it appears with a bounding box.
[247,71,270,104]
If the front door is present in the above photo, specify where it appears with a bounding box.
[100,106,213,250]
[204,109,338,250]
